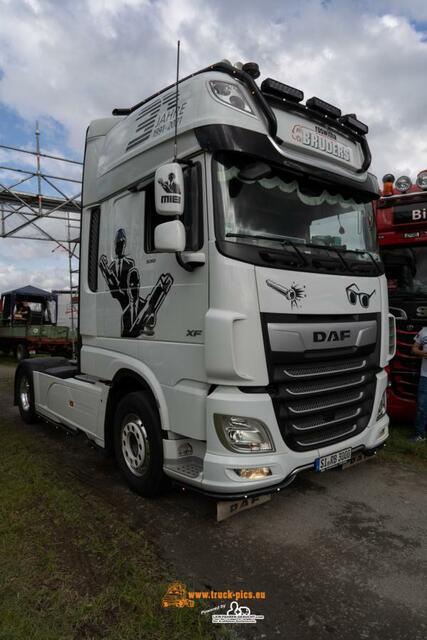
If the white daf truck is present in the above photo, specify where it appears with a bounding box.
[15,60,395,499]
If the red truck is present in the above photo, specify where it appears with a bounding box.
[376,170,427,421]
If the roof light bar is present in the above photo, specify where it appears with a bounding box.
[395,175,412,193]
[305,96,341,119]
[261,78,304,103]
[340,113,369,135]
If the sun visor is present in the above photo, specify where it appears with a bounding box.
[272,107,368,181]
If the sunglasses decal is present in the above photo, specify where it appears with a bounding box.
[346,283,376,308]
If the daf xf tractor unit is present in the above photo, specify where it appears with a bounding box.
[14,60,395,498]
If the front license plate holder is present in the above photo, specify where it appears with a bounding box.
[315,447,352,472]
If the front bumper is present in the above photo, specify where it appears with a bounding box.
[176,371,389,496]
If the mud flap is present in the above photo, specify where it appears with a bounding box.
[342,450,370,470]
[216,494,271,522]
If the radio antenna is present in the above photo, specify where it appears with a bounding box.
[173,40,181,161]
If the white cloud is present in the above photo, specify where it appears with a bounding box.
[1,0,427,288]
[0,237,71,292]
[1,0,426,178]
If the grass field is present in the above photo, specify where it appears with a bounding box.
[1,355,426,639]
[0,364,231,640]
[378,422,427,468]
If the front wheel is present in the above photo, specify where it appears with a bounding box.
[113,392,165,497]
[16,368,38,424]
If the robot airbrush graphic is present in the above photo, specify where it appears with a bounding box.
[99,228,173,338]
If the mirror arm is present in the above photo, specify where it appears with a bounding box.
[176,252,194,272]
[176,159,194,168]
[175,251,206,272]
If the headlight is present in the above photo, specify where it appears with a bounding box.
[377,391,387,419]
[209,80,254,115]
[214,415,275,453]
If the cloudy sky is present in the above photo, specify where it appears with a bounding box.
[1,0,427,293]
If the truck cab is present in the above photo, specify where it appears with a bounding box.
[376,171,427,420]
[15,61,394,498]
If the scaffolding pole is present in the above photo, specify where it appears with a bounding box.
[0,125,83,342]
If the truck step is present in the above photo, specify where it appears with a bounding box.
[164,457,203,479]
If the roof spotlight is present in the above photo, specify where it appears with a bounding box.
[416,170,427,190]
[242,62,260,79]
[306,96,341,119]
[340,113,369,136]
[395,176,412,193]
[261,78,304,103]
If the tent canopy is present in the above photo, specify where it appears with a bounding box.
[1,285,57,303]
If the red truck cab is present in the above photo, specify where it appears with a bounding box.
[376,171,427,421]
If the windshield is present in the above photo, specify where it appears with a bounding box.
[213,153,378,261]
[383,246,427,299]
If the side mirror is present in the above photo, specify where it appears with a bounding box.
[154,220,186,252]
[155,163,184,215]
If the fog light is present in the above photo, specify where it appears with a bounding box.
[377,391,387,419]
[235,467,272,480]
[214,415,275,453]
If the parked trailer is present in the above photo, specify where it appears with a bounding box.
[15,60,395,499]
[0,285,75,360]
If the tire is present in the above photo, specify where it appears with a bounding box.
[16,343,29,362]
[113,392,165,497]
[16,368,38,424]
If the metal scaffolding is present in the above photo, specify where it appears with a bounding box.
[0,124,82,356]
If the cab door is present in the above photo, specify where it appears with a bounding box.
[96,154,208,345]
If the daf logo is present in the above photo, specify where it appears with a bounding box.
[416,307,427,318]
[313,330,351,343]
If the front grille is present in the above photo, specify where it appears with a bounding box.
[272,373,376,451]
[284,372,368,396]
[277,358,367,380]
[390,326,419,399]
[259,312,381,452]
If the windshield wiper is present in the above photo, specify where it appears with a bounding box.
[226,233,307,264]
[302,243,380,274]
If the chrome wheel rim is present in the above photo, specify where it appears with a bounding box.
[121,413,150,477]
[19,375,30,412]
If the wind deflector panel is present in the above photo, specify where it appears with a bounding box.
[126,92,177,153]
[88,207,100,292]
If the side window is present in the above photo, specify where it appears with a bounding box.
[144,162,203,253]
[88,207,100,292]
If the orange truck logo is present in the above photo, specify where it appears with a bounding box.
[162,581,195,608]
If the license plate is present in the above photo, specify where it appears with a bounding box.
[315,447,352,472]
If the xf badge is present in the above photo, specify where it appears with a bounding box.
[187,329,202,337]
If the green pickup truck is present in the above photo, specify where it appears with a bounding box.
[0,285,76,361]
